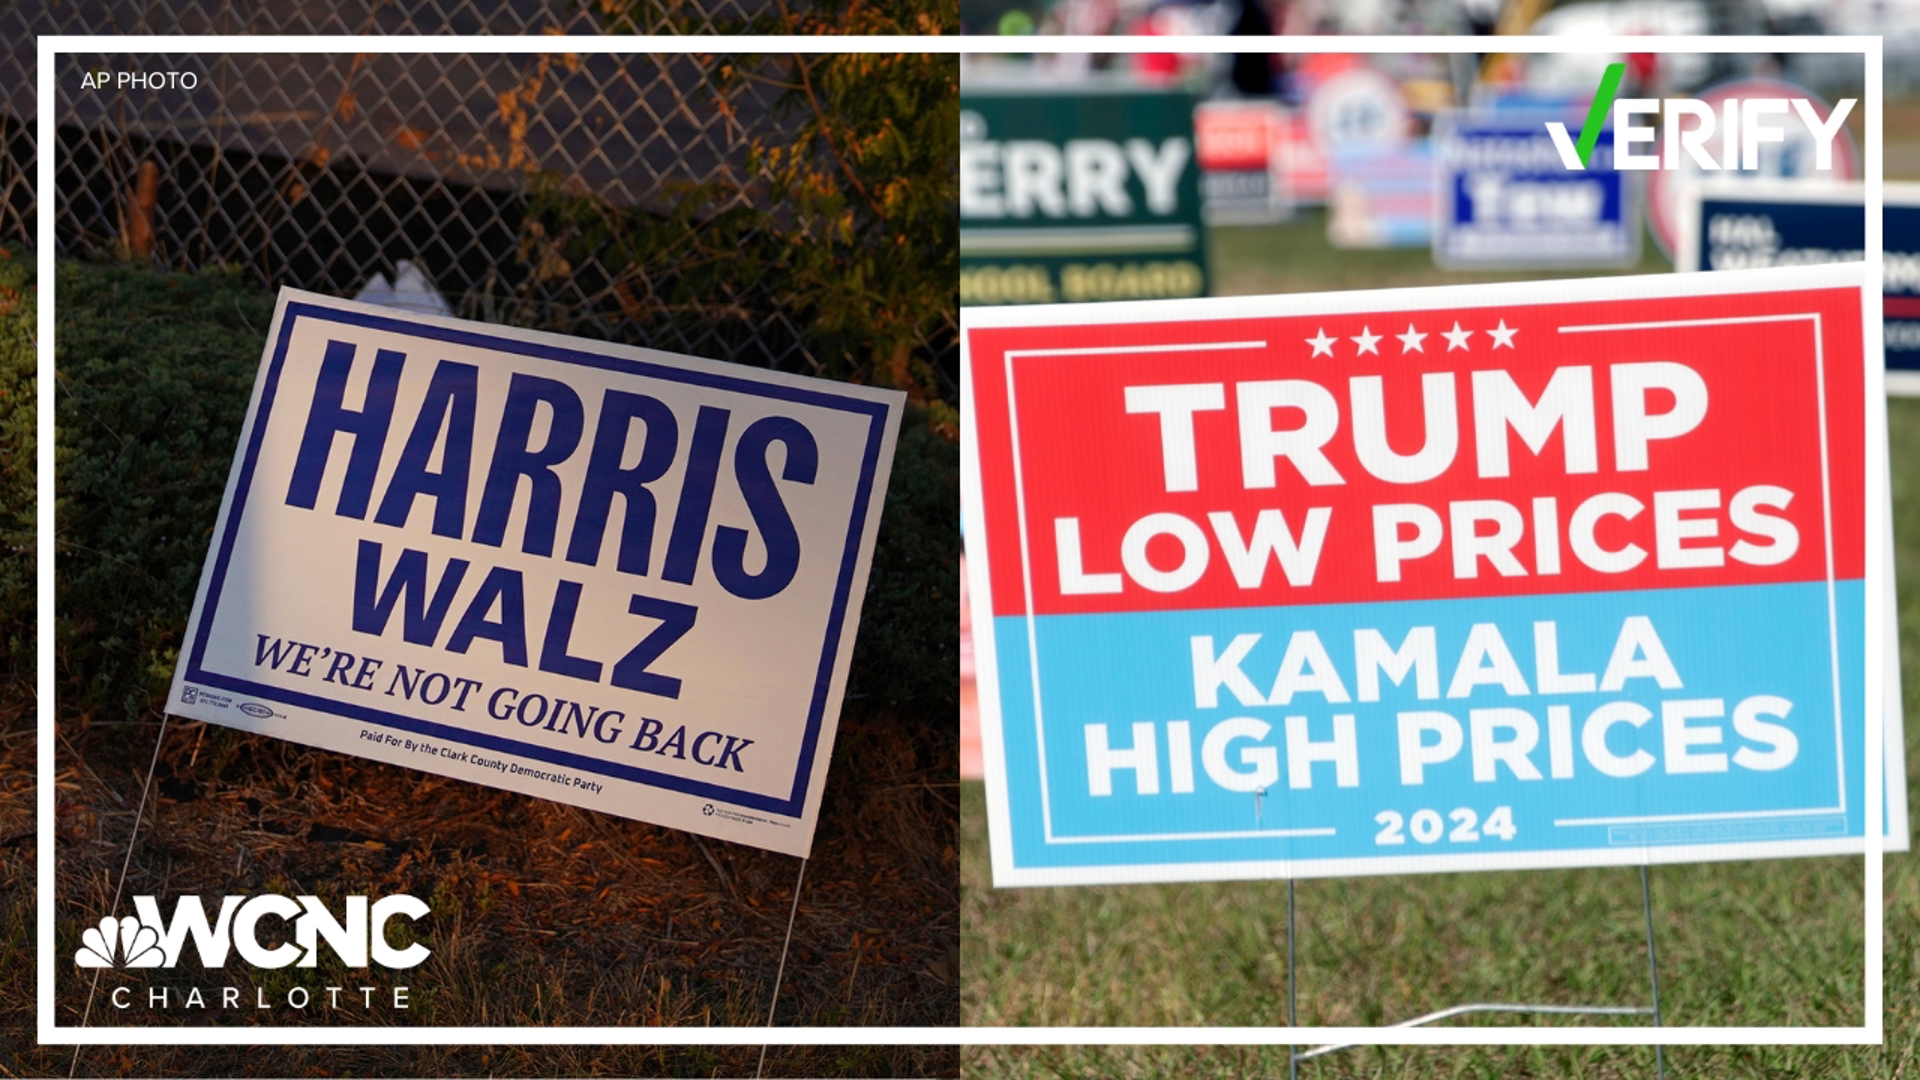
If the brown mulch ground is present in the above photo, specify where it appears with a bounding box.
[0,694,958,1077]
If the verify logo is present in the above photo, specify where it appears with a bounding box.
[1548,62,1854,172]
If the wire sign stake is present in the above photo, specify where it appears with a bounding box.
[1288,866,1665,1078]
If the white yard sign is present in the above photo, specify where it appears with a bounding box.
[169,290,903,857]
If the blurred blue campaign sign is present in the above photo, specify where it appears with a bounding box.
[1645,78,1859,262]
[1326,142,1435,250]
[168,290,904,857]
[1674,179,1920,395]
[1432,111,1640,270]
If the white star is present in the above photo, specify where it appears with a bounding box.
[1351,326,1382,355]
[1488,319,1518,349]
[1396,323,1427,354]
[1307,328,1337,357]
[1442,321,1473,351]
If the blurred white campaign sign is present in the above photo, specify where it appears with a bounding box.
[353,259,453,317]
[168,289,904,857]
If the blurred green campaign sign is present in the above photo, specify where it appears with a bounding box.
[960,85,1209,306]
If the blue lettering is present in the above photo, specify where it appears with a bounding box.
[373,360,478,538]
[446,566,528,666]
[565,391,678,575]
[537,580,602,683]
[611,594,697,699]
[716,735,753,772]
[714,415,816,600]
[472,374,585,556]
[657,724,688,760]
[661,406,730,585]
[487,686,518,719]
[285,340,403,518]
[352,540,470,645]
[692,731,722,766]
[628,716,664,752]
[322,650,356,684]
[255,635,297,669]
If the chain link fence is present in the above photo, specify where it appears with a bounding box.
[2,1,957,392]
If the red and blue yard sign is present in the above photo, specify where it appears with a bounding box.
[963,264,1895,886]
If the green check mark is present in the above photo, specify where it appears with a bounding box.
[1575,62,1627,167]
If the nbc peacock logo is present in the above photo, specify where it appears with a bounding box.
[74,915,165,969]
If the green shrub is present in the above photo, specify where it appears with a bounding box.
[851,412,959,727]
[54,262,276,722]
[0,247,32,701]
[55,262,958,735]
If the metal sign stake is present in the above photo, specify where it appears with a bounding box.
[1641,864,1667,1080]
[755,856,811,1079]
[1287,878,1298,1080]
[1288,864,1666,1077]
[71,713,173,1077]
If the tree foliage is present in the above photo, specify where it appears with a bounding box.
[523,23,959,434]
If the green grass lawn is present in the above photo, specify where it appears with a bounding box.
[961,214,1920,1076]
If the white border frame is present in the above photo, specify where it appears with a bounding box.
[957,34,1884,1046]
[34,34,963,1047]
[31,32,1887,1050]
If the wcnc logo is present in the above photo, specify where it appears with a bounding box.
[74,893,430,970]
[1548,62,1855,172]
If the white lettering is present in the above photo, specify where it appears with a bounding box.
[1654,488,1723,569]
[1350,372,1458,483]
[1447,623,1531,698]
[1238,380,1345,487]
[1732,694,1798,770]
[1286,714,1360,788]
[1086,722,1159,795]
[1126,137,1190,215]
[1471,707,1543,781]
[1054,517,1122,595]
[1662,698,1728,774]
[1125,382,1225,493]
[1612,362,1708,471]
[1208,508,1331,588]
[1121,512,1210,592]
[1203,717,1279,792]
[1192,634,1265,708]
[1374,502,1443,582]
[1398,711,1464,785]
[1600,615,1683,691]
[1266,630,1352,705]
[1472,367,1597,478]
[1354,626,1439,702]
[1584,701,1655,777]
